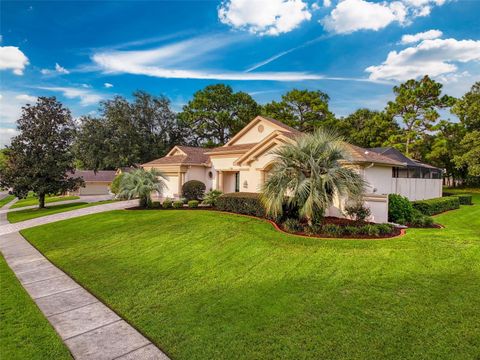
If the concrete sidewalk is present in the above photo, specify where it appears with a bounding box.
[0,200,138,236]
[1,232,169,360]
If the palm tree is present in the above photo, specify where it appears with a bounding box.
[119,168,167,208]
[261,129,366,225]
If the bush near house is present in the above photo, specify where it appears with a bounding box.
[173,200,184,208]
[412,197,460,216]
[202,190,223,206]
[344,202,371,222]
[188,200,199,208]
[182,180,206,201]
[388,194,413,224]
[110,174,124,195]
[162,199,173,208]
[454,194,473,205]
[216,192,266,218]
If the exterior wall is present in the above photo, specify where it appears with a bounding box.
[362,165,393,195]
[162,174,179,198]
[392,178,442,200]
[231,120,280,145]
[184,166,213,191]
[74,182,111,196]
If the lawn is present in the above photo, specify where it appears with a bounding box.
[21,195,480,360]
[10,193,79,209]
[0,194,15,208]
[0,255,72,359]
[8,200,116,223]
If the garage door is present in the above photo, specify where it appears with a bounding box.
[79,183,110,195]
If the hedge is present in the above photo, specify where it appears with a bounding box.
[388,194,413,224]
[216,192,266,218]
[454,194,473,205]
[412,197,459,216]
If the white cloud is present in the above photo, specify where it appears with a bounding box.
[104,82,114,88]
[401,29,442,44]
[38,87,104,106]
[321,0,447,34]
[15,94,37,102]
[41,62,70,75]
[366,38,480,81]
[218,0,312,36]
[0,46,29,75]
[81,83,91,88]
[0,128,18,147]
[321,0,407,34]
[92,34,329,81]
[323,0,332,7]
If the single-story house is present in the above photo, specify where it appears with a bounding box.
[68,170,117,196]
[142,116,442,223]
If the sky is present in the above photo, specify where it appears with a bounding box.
[1,0,479,147]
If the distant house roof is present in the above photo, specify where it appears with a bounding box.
[367,147,441,170]
[345,144,405,166]
[71,170,116,182]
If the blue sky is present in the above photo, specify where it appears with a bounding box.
[1,0,479,146]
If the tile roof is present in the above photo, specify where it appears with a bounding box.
[70,170,117,182]
[368,147,441,169]
[142,146,210,166]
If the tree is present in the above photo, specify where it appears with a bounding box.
[338,109,400,148]
[261,130,366,226]
[386,75,454,157]
[263,89,337,132]
[454,131,480,178]
[0,97,83,208]
[178,84,261,146]
[451,82,480,131]
[74,91,181,170]
[118,168,166,208]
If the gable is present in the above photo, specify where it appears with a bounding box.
[226,116,297,146]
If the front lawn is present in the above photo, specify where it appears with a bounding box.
[21,195,480,359]
[0,195,15,208]
[0,255,72,359]
[8,200,116,223]
[11,194,79,209]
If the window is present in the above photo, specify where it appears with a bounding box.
[208,171,213,179]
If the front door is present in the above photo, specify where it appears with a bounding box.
[234,172,240,192]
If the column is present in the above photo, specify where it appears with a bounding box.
[218,171,224,191]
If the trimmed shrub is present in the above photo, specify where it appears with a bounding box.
[410,209,434,227]
[454,194,473,205]
[282,218,303,233]
[216,192,265,217]
[202,190,223,206]
[343,226,360,236]
[376,223,394,235]
[322,224,343,237]
[182,180,206,201]
[162,199,172,209]
[151,201,161,209]
[345,202,371,222]
[359,224,380,237]
[388,194,413,224]
[412,197,459,216]
[173,200,184,208]
[110,174,124,195]
[188,200,199,208]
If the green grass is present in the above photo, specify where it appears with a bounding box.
[21,196,480,360]
[0,255,72,359]
[8,200,116,223]
[0,194,15,208]
[10,194,80,209]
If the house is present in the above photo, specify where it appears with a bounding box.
[142,116,442,223]
[68,170,117,196]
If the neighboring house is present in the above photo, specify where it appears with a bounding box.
[68,170,117,195]
[142,116,442,223]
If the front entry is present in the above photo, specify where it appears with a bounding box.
[235,172,240,192]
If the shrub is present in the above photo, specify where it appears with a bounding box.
[412,197,459,216]
[345,202,371,222]
[376,223,394,235]
[110,174,124,195]
[182,180,206,201]
[343,226,360,236]
[322,224,343,237]
[305,223,322,236]
[202,190,223,206]
[388,194,413,224]
[162,199,172,208]
[358,224,380,237]
[173,200,183,208]
[151,201,161,209]
[454,194,473,205]
[282,218,303,233]
[216,192,265,217]
[188,200,199,208]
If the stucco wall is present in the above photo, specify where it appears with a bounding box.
[232,120,279,145]
[74,182,111,196]
[363,165,393,195]
[163,174,179,198]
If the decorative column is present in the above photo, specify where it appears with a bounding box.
[218,171,224,191]
[260,170,266,185]
[178,172,185,196]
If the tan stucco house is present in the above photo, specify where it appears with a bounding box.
[142,116,442,223]
[68,170,116,196]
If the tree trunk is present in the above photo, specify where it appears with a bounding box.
[39,193,46,208]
